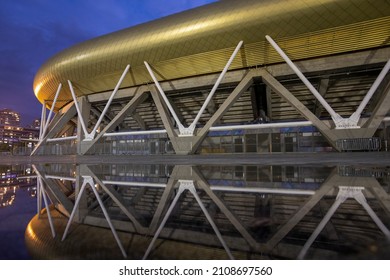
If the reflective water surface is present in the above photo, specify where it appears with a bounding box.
[0,165,36,259]
[22,162,390,260]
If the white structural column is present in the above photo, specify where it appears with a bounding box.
[39,101,46,139]
[39,177,56,238]
[143,181,182,259]
[187,41,244,136]
[61,176,127,258]
[88,64,130,140]
[41,83,62,139]
[31,83,62,156]
[37,176,42,217]
[68,65,131,141]
[266,35,390,129]
[144,41,243,136]
[298,186,390,259]
[143,180,234,260]
[144,61,185,133]
[265,35,346,127]
[68,80,90,137]
[33,165,56,238]
[350,59,390,124]
[61,178,89,241]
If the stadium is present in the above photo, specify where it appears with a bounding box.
[25,0,390,260]
[32,0,390,155]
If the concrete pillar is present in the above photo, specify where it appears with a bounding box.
[74,165,88,223]
[79,90,149,155]
[76,96,91,155]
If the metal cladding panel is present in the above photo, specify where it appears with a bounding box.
[33,0,390,110]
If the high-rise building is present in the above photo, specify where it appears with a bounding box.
[0,109,21,126]
[0,109,39,154]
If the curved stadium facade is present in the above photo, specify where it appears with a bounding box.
[32,0,390,155]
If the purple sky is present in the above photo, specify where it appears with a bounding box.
[0,0,217,125]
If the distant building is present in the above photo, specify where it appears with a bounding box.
[0,109,39,154]
[31,119,41,130]
[0,108,21,126]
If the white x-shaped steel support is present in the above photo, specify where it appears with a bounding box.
[266,35,390,129]
[33,165,56,238]
[143,180,234,259]
[31,83,63,156]
[298,186,390,259]
[61,176,127,258]
[37,176,56,238]
[68,64,131,141]
[145,41,243,137]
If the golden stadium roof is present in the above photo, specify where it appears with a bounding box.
[33,0,390,110]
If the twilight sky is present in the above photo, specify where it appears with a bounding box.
[0,0,217,125]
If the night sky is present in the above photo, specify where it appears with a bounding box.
[0,0,217,126]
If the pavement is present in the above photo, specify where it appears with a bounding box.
[1,152,389,166]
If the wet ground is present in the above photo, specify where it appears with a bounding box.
[1,152,390,259]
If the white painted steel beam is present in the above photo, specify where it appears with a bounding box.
[297,188,347,259]
[104,129,167,137]
[62,178,89,241]
[31,103,78,156]
[102,180,316,195]
[353,189,390,239]
[41,83,62,139]
[37,176,42,217]
[89,65,130,140]
[19,138,39,142]
[210,186,315,195]
[78,91,150,155]
[17,175,38,179]
[39,177,56,238]
[187,41,244,135]
[101,120,313,138]
[298,186,390,259]
[88,177,128,258]
[45,175,76,182]
[32,84,62,156]
[145,41,243,137]
[144,61,185,132]
[186,181,234,259]
[62,176,127,258]
[102,180,166,188]
[33,165,56,237]
[42,174,317,195]
[209,120,313,131]
[266,35,390,129]
[68,80,90,138]
[46,136,77,142]
[350,59,390,124]
[143,180,234,260]
[39,101,46,139]
[265,35,346,127]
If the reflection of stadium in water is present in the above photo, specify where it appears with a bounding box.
[26,162,390,260]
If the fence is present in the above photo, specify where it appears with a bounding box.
[336,138,381,151]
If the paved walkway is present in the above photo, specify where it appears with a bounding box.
[1,152,389,166]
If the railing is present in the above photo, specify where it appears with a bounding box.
[200,128,334,153]
[87,135,174,156]
[34,139,77,155]
[336,137,381,151]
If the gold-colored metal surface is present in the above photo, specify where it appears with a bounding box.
[33,0,390,109]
